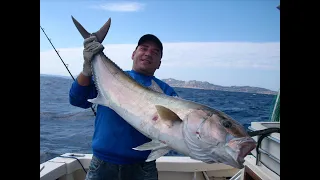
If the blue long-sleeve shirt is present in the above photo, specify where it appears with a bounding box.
[69,70,178,164]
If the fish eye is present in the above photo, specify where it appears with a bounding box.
[222,120,232,128]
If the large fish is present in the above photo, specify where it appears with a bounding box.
[71,16,256,169]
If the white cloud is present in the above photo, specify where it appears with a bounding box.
[40,42,280,90]
[160,42,280,70]
[92,2,145,12]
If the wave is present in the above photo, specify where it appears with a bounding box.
[40,110,95,121]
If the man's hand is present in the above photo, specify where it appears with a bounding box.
[82,36,105,76]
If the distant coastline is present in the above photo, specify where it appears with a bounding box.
[162,78,278,95]
[40,74,278,95]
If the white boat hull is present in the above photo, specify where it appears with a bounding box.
[40,153,240,180]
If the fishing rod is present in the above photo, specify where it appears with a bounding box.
[40,25,97,116]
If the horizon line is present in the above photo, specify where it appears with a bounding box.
[40,73,278,92]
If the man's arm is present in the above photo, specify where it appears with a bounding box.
[69,35,104,109]
[69,74,97,109]
[77,73,91,86]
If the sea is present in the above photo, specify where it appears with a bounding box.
[40,74,277,164]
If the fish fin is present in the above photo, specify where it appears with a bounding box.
[71,16,90,39]
[133,139,167,151]
[147,80,164,94]
[71,16,111,43]
[155,105,182,127]
[88,94,109,107]
[146,147,171,162]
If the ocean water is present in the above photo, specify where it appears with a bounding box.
[40,75,277,164]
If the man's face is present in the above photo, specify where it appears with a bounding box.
[131,41,162,76]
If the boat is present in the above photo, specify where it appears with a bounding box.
[40,154,238,180]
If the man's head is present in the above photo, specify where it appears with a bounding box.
[131,34,163,76]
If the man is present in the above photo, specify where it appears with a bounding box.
[69,34,178,180]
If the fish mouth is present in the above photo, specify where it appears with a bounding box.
[238,140,256,162]
[227,137,257,166]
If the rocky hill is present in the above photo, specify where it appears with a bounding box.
[162,78,277,95]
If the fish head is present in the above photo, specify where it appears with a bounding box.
[182,108,256,169]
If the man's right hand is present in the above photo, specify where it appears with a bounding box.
[82,36,105,77]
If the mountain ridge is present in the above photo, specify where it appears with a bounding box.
[161,78,277,95]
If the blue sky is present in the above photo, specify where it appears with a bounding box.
[40,0,280,91]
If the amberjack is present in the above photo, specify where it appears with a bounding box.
[71,16,256,169]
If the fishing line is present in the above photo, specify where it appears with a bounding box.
[40,25,96,116]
